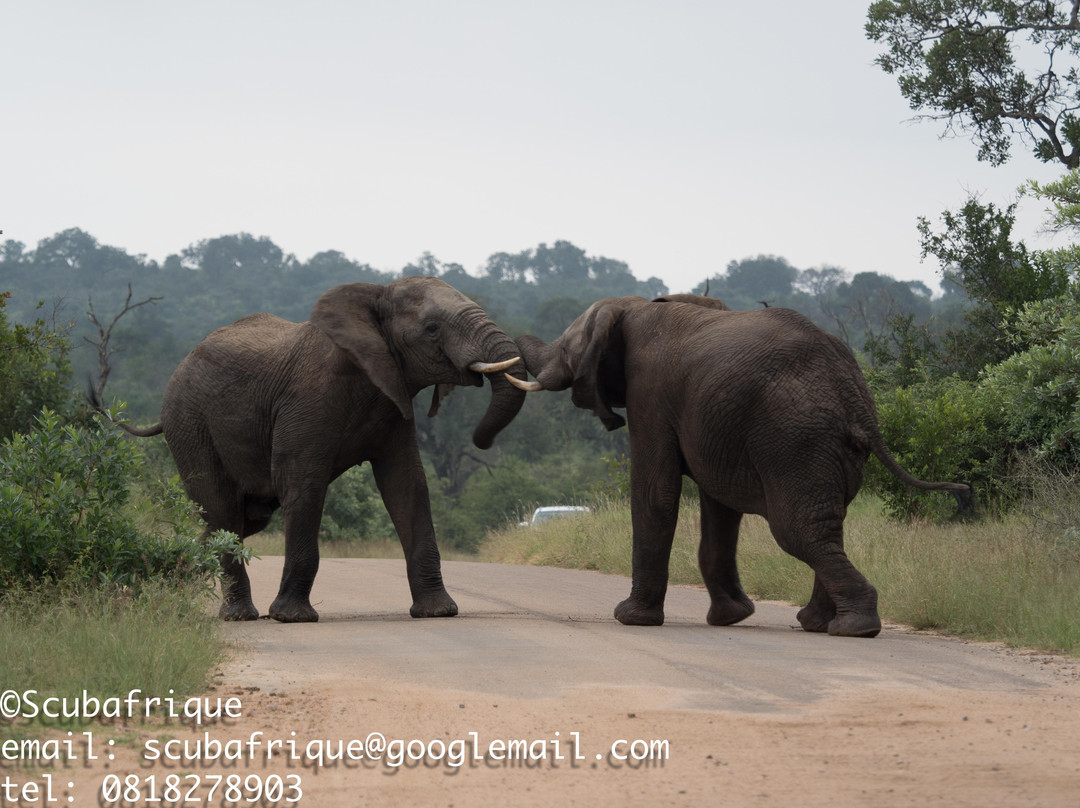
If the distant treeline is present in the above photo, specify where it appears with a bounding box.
[0,228,967,412]
[0,228,976,545]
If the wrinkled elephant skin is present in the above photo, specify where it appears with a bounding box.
[516,296,967,639]
[117,277,527,623]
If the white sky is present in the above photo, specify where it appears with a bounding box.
[3,1,1068,294]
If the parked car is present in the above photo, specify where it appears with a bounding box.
[519,505,591,528]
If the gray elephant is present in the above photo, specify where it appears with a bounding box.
[116,277,527,623]
[509,296,967,638]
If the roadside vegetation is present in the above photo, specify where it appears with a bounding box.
[0,398,247,724]
[5,1,1080,717]
[480,480,1080,655]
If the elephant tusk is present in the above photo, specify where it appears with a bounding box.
[469,357,521,374]
[504,373,543,392]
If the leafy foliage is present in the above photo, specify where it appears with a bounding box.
[4,221,1069,535]
[865,182,1080,518]
[319,465,394,542]
[868,375,1008,518]
[0,408,248,592]
[867,1,1080,168]
[981,291,1080,466]
[0,292,74,440]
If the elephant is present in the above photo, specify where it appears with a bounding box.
[114,277,527,623]
[508,295,968,638]
[651,293,731,310]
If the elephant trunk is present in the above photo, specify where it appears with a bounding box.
[515,335,552,381]
[471,330,528,450]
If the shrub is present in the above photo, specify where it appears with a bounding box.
[319,464,394,542]
[980,293,1080,469]
[0,408,246,592]
[0,293,74,439]
[867,375,1009,519]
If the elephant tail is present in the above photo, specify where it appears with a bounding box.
[869,436,970,492]
[87,382,164,438]
[115,421,165,438]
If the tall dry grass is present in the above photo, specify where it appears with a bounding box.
[479,493,1080,655]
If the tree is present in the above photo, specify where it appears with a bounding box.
[402,251,443,277]
[483,251,529,282]
[867,0,1080,168]
[533,297,587,341]
[32,228,102,272]
[181,234,289,276]
[534,241,589,282]
[85,283,162,405]
[724,255,798,304]
[0,292,73,440]
[918,196,1069,371]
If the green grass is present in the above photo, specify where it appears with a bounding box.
[0,582,225,731]
[479,494,1080,655]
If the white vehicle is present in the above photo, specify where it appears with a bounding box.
[520,505,591,528]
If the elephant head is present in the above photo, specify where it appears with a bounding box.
[311,276,527,449]
[514,296,650,432]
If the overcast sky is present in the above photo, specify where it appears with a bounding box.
[4,1,1067,293]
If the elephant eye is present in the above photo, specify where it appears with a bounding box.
[423,321,440,337]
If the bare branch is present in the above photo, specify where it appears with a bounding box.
[85,283,162,405]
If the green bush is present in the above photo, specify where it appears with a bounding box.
[319,464,394,542]
[980,293,1080,468]
[0,408,246,592]
[0,292,75,440]
[868,375,1009,519]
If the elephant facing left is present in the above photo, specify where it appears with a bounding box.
[111,277,528,623]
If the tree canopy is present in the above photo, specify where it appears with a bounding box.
[866,0,1080,168]
[2,221,1061,536]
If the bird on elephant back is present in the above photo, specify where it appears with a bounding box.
[507,294,969,639]
[105,277,528,623]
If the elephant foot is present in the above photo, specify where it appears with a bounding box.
[268,596,320,623]
[410,591,458,618]
[707,595,755,626]
[796,603,835,633]
[219,600,259,622]
[614,598,664,626]
[826,611,881,638]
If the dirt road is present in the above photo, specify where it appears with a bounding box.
[39,557,1080,807]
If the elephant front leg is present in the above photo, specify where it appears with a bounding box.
[372,450,458,618]
[614,440,682,627]
[698,494,755,626]
[268,488,325,623]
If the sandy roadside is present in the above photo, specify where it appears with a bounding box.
[8,651,1079,808]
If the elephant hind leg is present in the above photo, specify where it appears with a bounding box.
[180,469,260,621]
[210,526,260,622]
[168,427,261,621]
[796,575,836,633]
[768,509,880,639]
[698,493,754,626]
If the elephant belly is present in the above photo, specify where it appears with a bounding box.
[690,467,768,517]
[682,431,769,517]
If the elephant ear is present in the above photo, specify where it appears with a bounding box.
[310,284,413,420]
[570,302,627,431]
